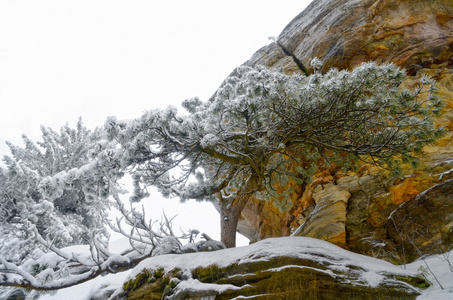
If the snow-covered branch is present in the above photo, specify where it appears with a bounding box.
[0,203,217,290]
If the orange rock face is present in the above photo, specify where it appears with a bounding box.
[277,0,453,74]
[235,0,453,261]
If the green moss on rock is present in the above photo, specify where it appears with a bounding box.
[122,255,426,300]
[123,267,183,300]
[118,237,429,300]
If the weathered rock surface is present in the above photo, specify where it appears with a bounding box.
[234,0,453,263]
[385,179,453,263]
[116,237,428,300]
[250,0,453,75]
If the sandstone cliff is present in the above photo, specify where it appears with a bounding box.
[236,0,453,263]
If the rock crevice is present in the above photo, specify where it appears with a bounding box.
[275,41,309,75]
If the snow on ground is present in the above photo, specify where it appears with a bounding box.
[131,236,416,276]
[38,271,129,300]
[30,237,453,299]
[37,239,132,300]
[173,279,242,298]
[407,250,453,299]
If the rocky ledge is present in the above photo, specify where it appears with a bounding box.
[111,237,428,299]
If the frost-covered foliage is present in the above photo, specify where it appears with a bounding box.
[108,62,444,200]
[0,120,218,291]
[104,61,445,247]
[0,119,110,265]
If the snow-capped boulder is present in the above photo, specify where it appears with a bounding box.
[196,240,226,252]
[152,237,182,256]
[114,237,428,299]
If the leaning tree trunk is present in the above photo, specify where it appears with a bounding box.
[219,175,260,248]
[219,172,261,248]
[220,204,243,248]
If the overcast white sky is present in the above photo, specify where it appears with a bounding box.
[0,0,313,244]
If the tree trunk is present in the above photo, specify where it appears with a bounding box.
[219,174,261,248]
[220,205,242,248]
[219,192,256,248]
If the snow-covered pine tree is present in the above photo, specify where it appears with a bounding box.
[103,61,446,248]
[0,61,446,291]
[0,120,209,291]
[0,119,108,265]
